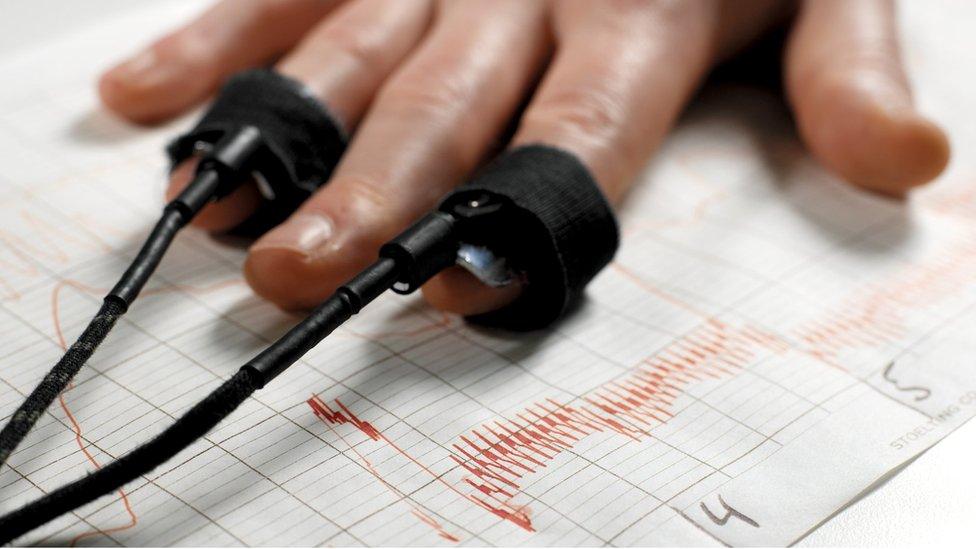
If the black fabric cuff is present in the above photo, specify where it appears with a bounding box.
[167,69,347,236]
[440,145,620,330]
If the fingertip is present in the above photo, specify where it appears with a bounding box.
[98,51,157,124]
[785,0,951,196]
[877,107,951,192]
[98,44,211,125]
[247,241,524,316]
[243,246,322,312]
[244,212,371,311]
[797,78,951,195]
[421,267,522,317]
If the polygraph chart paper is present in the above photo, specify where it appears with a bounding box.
[1,0,976,546]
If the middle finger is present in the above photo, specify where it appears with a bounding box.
[245,0,551,310]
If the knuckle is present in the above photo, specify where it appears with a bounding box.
[335,174,393,214]
[378,77,468,118]
[526,86,624,138]
[836,39,903,77]
[310,23,388,70]
[553,0,713,45]
[328,174,400,246]
[606,0,666,15]
[379,55,478,115]
[797,37,905,98]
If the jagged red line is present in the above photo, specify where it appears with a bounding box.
[308,395,466,540]
[303,224,976,534]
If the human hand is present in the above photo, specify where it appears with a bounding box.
[99,0,950,315]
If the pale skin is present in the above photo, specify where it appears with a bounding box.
[99,0,951,316]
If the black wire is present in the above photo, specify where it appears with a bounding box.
[108,206,186,305]
[0,127,272,541]
[0,211,463,543]
[0,257,404,544]
[0,179,449,474]
[245,257,400,385]
[0,368,260,545]
[0,299,124,467]
[0,163,231,472]
[0,207,187,471]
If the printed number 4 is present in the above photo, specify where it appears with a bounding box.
[700,495,759,528]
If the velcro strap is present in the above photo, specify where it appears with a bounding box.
[440,145,620,330]
[167,69,347,235]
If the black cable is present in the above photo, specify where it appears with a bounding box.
[0,299,124,467]
[107,204,189,305]
[0,368,260,544]
[0,257,409,545]
[0,208,187,472]
[0,129,262,472]
[0,205,186,465]
[244,257,402,386]
[0,145,616,542]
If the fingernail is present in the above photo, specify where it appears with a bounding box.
[251,213,335,256]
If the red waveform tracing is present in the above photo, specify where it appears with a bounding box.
[308,313,788,534]
[412,509,460,543]
[793,232,976,360]
[306,227,976,536]
[0,210,108,300]
[449,318,787,531]
[308,395,463,541]
[299,172,976,538]
[40,277,244,545]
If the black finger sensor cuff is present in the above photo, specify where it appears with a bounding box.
[439,145,620,330]
[167,69,348,235]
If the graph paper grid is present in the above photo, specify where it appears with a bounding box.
[1,1,976,546]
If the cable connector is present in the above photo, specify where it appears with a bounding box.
[166,69,348,235]
[111,127,268,308]
[380,212,459,294]
[170,126,267,220]
[196,125,266,196]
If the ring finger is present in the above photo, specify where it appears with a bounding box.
[423,0,792,315]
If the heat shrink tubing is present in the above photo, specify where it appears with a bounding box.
[0,69,619,544]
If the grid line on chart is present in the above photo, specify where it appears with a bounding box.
[4,6,976,544]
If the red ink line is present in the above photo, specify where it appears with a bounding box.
[620,150,729,235]
[48,281,138,546]
[447,314,786,530]
[793,233,976,358]
[308,396,465,541]
[411,509,460,543]
[41,277,244,545]
[0,209,113,301]
[298,206,976,535]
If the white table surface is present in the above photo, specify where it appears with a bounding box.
[2,1,974,546]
